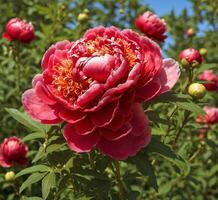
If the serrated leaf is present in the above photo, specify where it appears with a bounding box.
[16,165,51,178]
[5,108,50,132]
[22,132,46,142]
[19,173,47,193]
[42,171,56,199]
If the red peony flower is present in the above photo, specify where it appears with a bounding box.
[135,11,167,42]
[22,26,180,160]
[198,70,218,91]
[179,48,203,67]
[197,106,218,125]
[2,18,35,43]
[0,137,28,168]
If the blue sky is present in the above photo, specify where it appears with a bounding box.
[144,0,192,16]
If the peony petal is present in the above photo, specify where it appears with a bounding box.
[35,81,57,105]
[69,116,96,135]
[135,80,161,102]
[32,74,43,87]
[91,101,119,127]
[41,40,70,70]
[22,89,62,124]
[101,122,132,141]
[158,58,180,93]
[58,109,87,124]
[129,103,149,136]
[83,54,115,82]
[97,125,151,160]
[64,123,100,152]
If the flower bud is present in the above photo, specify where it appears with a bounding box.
[77,13,89,23]
[188,83,206,99]
[135,11,167,42]
[5,171,15,182]
[185,28,195,37]
[179,48,203,68]
[199,48,207,56]
[0,137,28,168]
[2,18,35,43]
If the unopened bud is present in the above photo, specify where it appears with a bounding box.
[188,83,206,99]
[199,48,207,56]
[77,13,89,23]
[5,171,15,182]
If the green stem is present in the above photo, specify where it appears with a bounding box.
[113,160,124,200]
[172,111,191,149]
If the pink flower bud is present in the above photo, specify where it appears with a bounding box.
[135,11,167,42]
[0,137,28,168]
[2,18,35,43]
[179,48,203,67]
[198,70,218,91]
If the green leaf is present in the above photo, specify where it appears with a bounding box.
[42,171,56,200]
[129,155,158,191]
[5,108,50,132]
[16,165,51,178]
[46,144,65,154]
[153,92,191,103]
[19,172,47,193]
[22,132,46,142]
[175,102,204,115]
[147,137,187,173]
[32,146,46,163]
[21,197,43,200]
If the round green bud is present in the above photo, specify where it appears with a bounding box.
[188,83,206,99]
[5,171,15,182]
[199,48,207,56]
[77,13,89,23]
[83,9,90,14]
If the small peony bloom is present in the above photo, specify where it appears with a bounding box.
[135,11,167,42]
[2,18,35,43]
[179,48,203,67]
[22,26,180,160]
[197,106,218,125]
[0,137,28,168]
[198,70,218,91]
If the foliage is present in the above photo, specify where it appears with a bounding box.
[0,0,217,199]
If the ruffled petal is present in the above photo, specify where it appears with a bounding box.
[158,58,180,93]
[22,89,62,124]
[135,80,161,102]
[68,116,96,135]
[58,109,87,124]
[91,101,119,127]
[64,123,100,152]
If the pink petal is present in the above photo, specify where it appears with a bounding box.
[0,153,12,168]
[32,74,43,87]
[158,58,180,93]
[64,123,100,152]
[41,40,70,70]
[83,54,115,82]
[35,81,57,105]
[97,126,151,160]
[101,122,132,141]
[69,116,96,135]
[91,101,119,127]
[58,109,87,123]
[135,80,161,102]
[22,89,62,124]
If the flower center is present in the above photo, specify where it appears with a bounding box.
[85,37,137,67]
[52,59,90,104]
